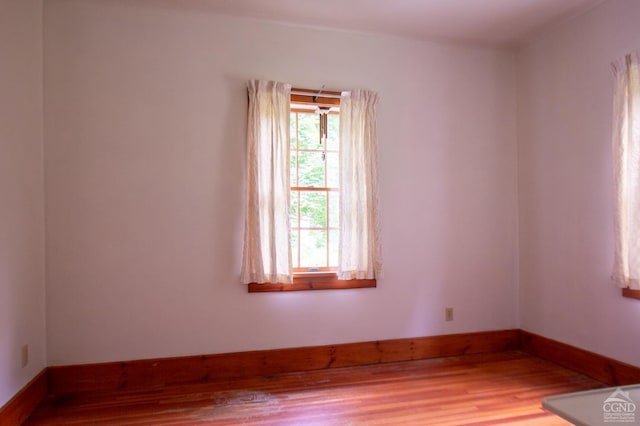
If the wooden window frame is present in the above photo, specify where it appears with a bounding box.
[248,87,376,293]
[248,274,376,292]
[622,287,640,300]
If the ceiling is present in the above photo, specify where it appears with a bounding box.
[159,0,607,50]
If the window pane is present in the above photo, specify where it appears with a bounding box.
[298,151,325,187]
[300,230,327,267]
[291,229,299,268]
[290,151,297,186]
[326,152,339,188]
[326,114,339,151]
[329,229,339,267]
[297,113,321,149]
[300,191,327,228]
[329,191,339,228]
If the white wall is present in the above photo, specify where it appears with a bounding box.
[0,0,46,407]
[44,0,518,365]
[518,0,640,367]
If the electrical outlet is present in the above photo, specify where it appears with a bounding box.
[445,307,454,322]
[21,344,29,368]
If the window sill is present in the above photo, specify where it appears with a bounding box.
[622,287,640,300]
[248,273,376,293]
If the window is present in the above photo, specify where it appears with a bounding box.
[612,50,640,300]
[242,81,380,292]
[290,97,340,272]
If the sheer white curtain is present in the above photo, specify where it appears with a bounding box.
[612,51,640,289]
[339,90,382,280]
[241,80,292,284]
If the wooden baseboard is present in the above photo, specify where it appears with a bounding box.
[16,329,640,416]
[0,369,48,425]
[48,329,519,396]
[519,330,640,386]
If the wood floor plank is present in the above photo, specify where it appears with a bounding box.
[25,351,602,425]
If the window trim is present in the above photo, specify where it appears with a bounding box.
[622,288,640,300]
[248,273,376,292]
[290,87,341,108]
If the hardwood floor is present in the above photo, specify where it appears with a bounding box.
[25,351,603,425]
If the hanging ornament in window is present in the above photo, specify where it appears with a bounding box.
[317,106,331,145]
